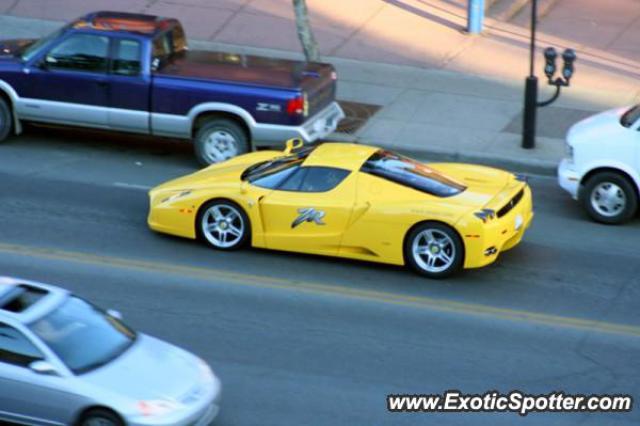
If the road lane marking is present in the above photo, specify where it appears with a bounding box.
[113,182,152,191]
[1,242,639,338]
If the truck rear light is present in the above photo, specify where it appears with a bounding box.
[330,71,337,80]
[286,95,304,115]
[286,93,308,117]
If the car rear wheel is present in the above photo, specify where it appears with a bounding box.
[405,222,464,279]
[582,172,638,224]
[194,118,249,166]
[0,97,12,142]
[197,200,250,250]
[78,408,123,426]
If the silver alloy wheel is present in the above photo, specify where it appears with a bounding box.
[590,181,626,217]
[411,229,456,273]
[203,130,239,164]
[201,204,245,248]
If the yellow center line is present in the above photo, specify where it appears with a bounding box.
[1,242,639,338]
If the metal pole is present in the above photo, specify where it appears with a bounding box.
[467,0,485,34]
[522,0,538,149]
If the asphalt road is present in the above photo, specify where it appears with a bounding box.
[1,127,639,426]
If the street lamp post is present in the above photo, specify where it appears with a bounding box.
[521,0,576,149]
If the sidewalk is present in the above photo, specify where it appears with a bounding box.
[1,0,639,175]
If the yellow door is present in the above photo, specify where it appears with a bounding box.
[258,167,356,256]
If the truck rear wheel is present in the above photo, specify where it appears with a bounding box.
[0,97,12,142]
[194,118,249,166]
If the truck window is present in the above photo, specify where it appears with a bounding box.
[171,25,187,53]
[112,39,141,76]
[45,34,109,73]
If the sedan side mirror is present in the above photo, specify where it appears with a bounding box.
[29,360,59,376]
[107,309,123,320]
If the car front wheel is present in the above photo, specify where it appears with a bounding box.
[582,172,638,224]
[197,200,250,250]
[405,222,464,279]
[78,408,123,426]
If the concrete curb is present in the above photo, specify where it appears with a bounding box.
[327,133,557,176]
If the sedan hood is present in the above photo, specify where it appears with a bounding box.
[82,334,202,401]
[151,150,282,193]
[567,107,628,145]
[0,38,35,58]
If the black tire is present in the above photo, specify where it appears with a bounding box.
[194,117,249,167]
[78,408,123,426]
[581,172,638,225]
[0,97,12,142]
[404,222,464,279]
[197,199,251,250]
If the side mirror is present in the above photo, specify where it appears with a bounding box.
[29,360,58,376]
[284,138,304,154]
[107,309,123,320]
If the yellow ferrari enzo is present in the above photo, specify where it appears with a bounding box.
[148,140,533,278]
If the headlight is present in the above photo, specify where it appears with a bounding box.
[137,399,182,417]
[565,142,574,161]
[160,190,192,204]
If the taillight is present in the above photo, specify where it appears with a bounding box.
[286,93,308,116]
[286,95,304,115]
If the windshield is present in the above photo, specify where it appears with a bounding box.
[621,105,640,128]
[361,150,466,197]
[29,296,136,374]
[21,26,67,62]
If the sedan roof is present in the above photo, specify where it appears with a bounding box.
[303,142,378,171]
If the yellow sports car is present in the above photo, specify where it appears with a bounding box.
[148,140,533,278]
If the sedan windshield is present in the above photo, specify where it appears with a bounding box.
[361,150,466,197]
[29,296,136,374]
[621,104,640,128]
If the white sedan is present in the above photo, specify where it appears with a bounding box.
[558,105,640,224]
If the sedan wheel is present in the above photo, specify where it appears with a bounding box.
[405,223,463,279]
[199,201,250,250]
[582,172,638,224]
[79,409,123,426]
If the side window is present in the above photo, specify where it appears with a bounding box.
[0,323,43,368]
[171,25,187,53]
[46,34,109,73]
[251,165,300,190]
[113,39,141,76]
[279,167,349,193]
[152,33,171,70]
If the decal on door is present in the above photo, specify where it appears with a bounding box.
[292,207,326,228]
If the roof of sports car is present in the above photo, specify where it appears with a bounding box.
[304,142,378,170]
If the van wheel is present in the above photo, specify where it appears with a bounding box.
[0,97,12,142]
[582,172,638,224]
[194,118,249,166]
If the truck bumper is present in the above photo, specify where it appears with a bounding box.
[252,101,345,146]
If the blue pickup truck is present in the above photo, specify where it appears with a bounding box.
[0,11,344,165]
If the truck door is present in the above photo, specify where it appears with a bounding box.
[19,33,110,128]
[107,38,150,134]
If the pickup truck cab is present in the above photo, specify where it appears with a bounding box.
[0,11,344,165]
